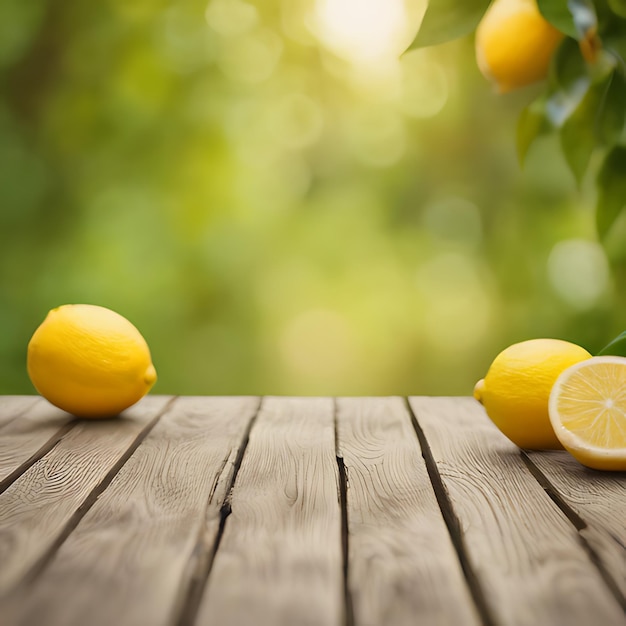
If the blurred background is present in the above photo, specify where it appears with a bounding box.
[1,0,624,396]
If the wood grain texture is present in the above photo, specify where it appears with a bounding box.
[197,397,343,626]
[0,399,73,484]
[0,396,42,428]
[0,395,171,595]
[409,396,625,626]
[336,397,479,626]
[2,396,259,626]
[526,450,626,597]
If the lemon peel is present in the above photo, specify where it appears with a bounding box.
[27,304,157,418]
[549,356,626,471]
[475,338,591,449]
[475,0,564,92]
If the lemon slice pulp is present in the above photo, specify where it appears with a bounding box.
[549,356,626,471]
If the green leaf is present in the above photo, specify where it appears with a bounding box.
[537,0,578,37]
[605,33,626,73]
[549,36,587,90]
[538,0,600,64]
[545,38,590,127]
[596,145,626,238]
[560,76,608,183]
[597,330,626,356]
[517,96,551,164]
[407,0,491,49]
[597,70,626,145]
[608,0,626,19]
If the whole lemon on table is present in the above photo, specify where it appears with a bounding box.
[27,304,157,418]
[475,0,564,92]
[473,339,591,449]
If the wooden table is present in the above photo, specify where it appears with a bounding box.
[0,395,624,626]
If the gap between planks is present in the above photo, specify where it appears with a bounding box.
[172,397,262,626]
[3,396,350,626]
[193,397,343,626]
[177,397,356,626]
[9,396,178,591]
[404,398,497,626]
[0,421,77,495]
[183,397,492,626]
[0,399,82,490]
[333,398,355,626]
[409,396,625,625]
[520,452,626,612]
[6,396,620,626]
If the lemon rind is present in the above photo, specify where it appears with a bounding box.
[549,355,626,460]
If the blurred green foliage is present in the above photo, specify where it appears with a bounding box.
[1,0,625,397]
[414,0,626,237]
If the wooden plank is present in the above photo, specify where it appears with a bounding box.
[336,397,480,626]
[0,396,42,428]
[0,399,74,486]
[0,395,172,595]
[526,450,626,597]
[197,397,343,626]
[2,396,259,626]
[409,396,626,626]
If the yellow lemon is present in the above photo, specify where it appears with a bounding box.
[474,339,591,449]
[475,0,564,92]
[549,356,626,471]
[27,304,157,418]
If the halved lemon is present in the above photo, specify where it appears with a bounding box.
[549,356,626,471]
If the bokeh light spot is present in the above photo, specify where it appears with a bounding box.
[421,196,483,247]
[158,7,216,74]
[415,253,493,353]
[205,0,258,36]
[400,49,448,118]
[547,239,610,310]
[350,110,406,168]
[280,309,358,384]
[274,93,324,150]
[217,29,283,84]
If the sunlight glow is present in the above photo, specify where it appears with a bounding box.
[313,0,411,64]
[547,239,610,311]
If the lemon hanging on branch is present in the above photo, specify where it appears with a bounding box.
[475,0,564,92]
[406,0,626,239]
[27,304,157,418]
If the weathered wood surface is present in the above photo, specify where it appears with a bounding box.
[197,397,344,626]
[0,395,172,593]
[0,398,74,487]
[0,396,41,429]
[336,397,479,626]
[526,449,626,597]
[409,396,626,626]
[3,396,259,626]
[0,395,624,626]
